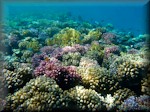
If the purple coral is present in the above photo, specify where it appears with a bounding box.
[101,32,116,44]
[58,66,81,89]
[120,95,150,111]
[104,46,120,58]
[34,60,81,90]
[51,44,89,59]
[40,46,55,55]
[31,53,48,68]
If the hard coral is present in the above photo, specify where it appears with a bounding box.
[100,32,117,44]
[62,52,81,66]
[113,88,136,106]
[68,86,106,111]
[116,60,148,92]
[78,57,119,94]
[2,62,33,93]
[82,29,102,44]
[34,60,81,90]
[46,27,81,46]
[4,76,68,112]
[119,95,150,111]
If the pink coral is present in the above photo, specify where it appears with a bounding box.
[104,46,120,58]
[101,32,116,44]
[51,44,89,59]
[34,60,81,90]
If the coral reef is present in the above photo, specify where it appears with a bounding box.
[1,10,149,112]
[141,71,150,95]
[4,76,69,112]
[77,57,120,94]
[46,27,81,46]
[113,88,136,106]
[19,38,41,52]
[68,86,106,111]
[100,32,117,44]
[85,41,104,65]
[82,28,102,44]
[104,45,120,58]
[34,60,81,90]
[119,95,150,111]
[2,62,33,93]
[62,52,81,66]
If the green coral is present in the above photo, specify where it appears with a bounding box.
[84,41,104,65]
[46,27,81,46]
[90,41,104,51]
[62,52,81,66]
[85,50,104,65]
[68,86,106,111]
[82,29,102,44]
[18,38,41,52]
[4,76,69,112]
[21,50,34,63]
[26,38,41,52]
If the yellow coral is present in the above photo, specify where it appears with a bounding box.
[82,29,102,44]
[46,27,81,46]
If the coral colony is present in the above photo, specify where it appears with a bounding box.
[0,12,149,112]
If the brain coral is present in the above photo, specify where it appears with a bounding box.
[4,76,69,112]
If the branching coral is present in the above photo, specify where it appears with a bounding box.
[18,38,41,52]
[68,86,106,111]
[100,32,117,44]
[141,73,150,95]
[46,27,81,46]
[116,59,148,93]
[34,60,81,90]
[113,88,136,106]
[79,57,99,68]
[119,95,150,111]
[31,53,48,68]
[85,50,104,65]
[4,76,69,112]
[21,50,34,63]
[62,52,81,66]
[82,29,102,44]
[98,94,116,111]
[84,41,104,65]
[2,62,33,93]
[104,45,120,58]
[77,57,120,94]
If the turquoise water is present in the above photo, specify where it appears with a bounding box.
[2,1,149,36]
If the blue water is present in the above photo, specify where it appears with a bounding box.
[2,1,149,36]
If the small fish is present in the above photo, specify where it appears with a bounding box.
[44,57,50,61]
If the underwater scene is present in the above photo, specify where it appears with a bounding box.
[0,1,150,112]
